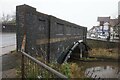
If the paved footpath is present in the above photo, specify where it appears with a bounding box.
[1,52,21,79]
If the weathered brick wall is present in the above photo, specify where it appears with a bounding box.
[16,4,87,62]
[49,16,86,61]
[87,39,118,49]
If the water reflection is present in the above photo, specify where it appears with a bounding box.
[85,66,119,78]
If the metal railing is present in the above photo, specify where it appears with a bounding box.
[20,50,67,79]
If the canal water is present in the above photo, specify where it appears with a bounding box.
[76,61,120,78]
[0,33,16,56]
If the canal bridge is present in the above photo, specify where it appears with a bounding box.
[16,4,96,79]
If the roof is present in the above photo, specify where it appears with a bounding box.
[97,17,110,22]
[88,26,99,32]
[110,19,118,26]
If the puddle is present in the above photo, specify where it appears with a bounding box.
[85,66,120,78]
[71,61,120,78]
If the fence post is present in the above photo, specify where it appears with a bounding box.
[21,34,26,79]
[21,52,25,79]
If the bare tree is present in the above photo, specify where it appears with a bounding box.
[1,12,16,24]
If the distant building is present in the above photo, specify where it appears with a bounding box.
[2,23,16,32]
[97,17,110,26]
[88,17,119,39]
[110,19,118,38]
[110,19,118,27]
[88,1,120,40]
[97,17,110,22]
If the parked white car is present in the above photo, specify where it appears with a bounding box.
[98,35,107,39]
[91,34,95,38]
[114,35,119,40]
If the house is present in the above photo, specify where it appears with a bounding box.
[88,17,119,40]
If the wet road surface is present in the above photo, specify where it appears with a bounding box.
[1,52,21,78]
[0,33,16,56]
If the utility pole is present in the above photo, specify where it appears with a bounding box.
[118,1,120,73]
[100,21,104,35]
[106,22,110,49]
[108,23,111,40]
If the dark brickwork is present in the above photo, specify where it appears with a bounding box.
[16,4,87,62]
[87,39,119,49]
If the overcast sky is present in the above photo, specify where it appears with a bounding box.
[0,0,119,30]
